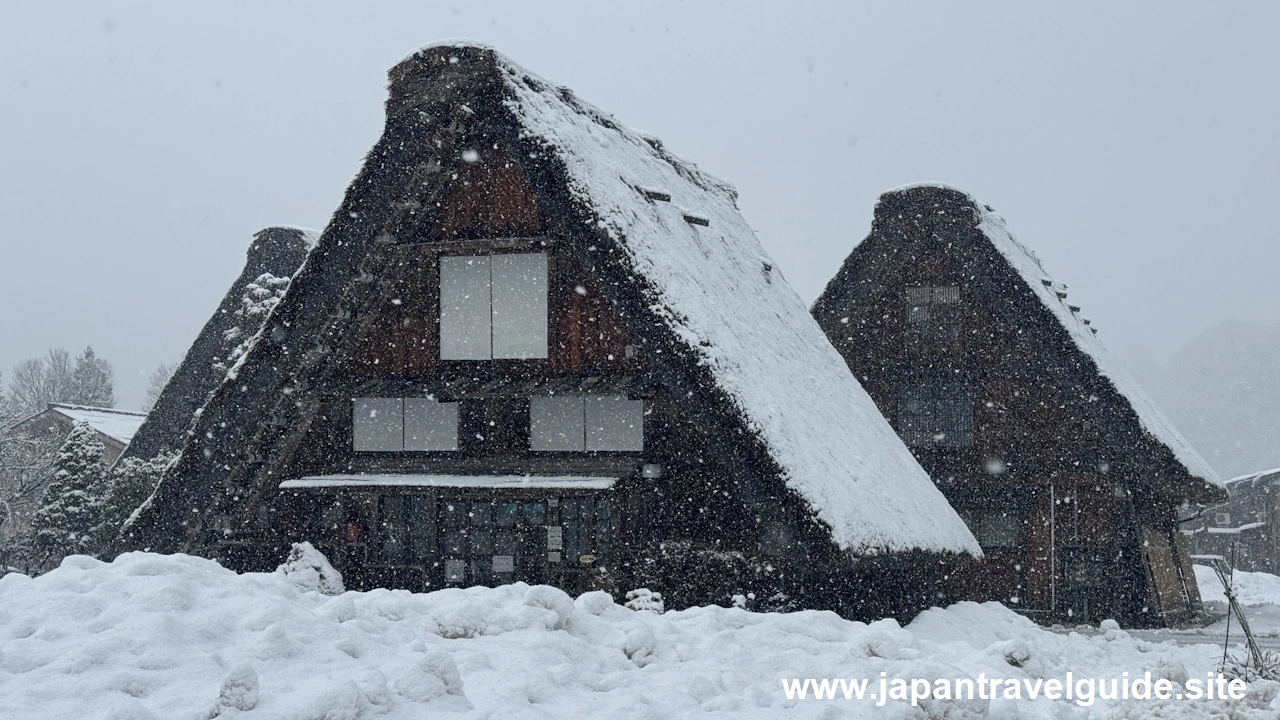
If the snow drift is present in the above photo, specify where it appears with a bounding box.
[2,553,1277,718]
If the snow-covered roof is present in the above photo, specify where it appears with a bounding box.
[404,44,978,556]
[47,404,147,445]
[282,475,618,490]
[889,183,1223,492]
[1226,467,1280,490]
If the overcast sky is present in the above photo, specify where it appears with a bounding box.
[2,2,1277,410]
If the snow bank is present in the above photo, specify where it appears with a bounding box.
[1195,564,1280,607]
[2,553,1276,718]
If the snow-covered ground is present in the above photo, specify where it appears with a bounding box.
[1169,565,1280,647]
[1,552,1278,719]
[1195,564,1280,610]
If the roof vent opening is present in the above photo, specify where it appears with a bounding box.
[683,213,710,227]
[640,187,671,202]
[1068,304,1081,313]
[1089,327,1098,335]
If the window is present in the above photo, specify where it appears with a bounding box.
[958,506,1022,548]
[353,397,459,451]
[441,499,547,585]
[440,253,548,360]
[905,285,961,345]
[559,497,614,561]
[352,398,402,452]
[529,395,643,451]
[897,381,973,447]
[378,495,435,563]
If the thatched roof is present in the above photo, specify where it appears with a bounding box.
[117,226,317,463]
[819,183,1224,503]
[123,43,979,558]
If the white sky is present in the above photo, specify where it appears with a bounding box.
[2,2,1277,409]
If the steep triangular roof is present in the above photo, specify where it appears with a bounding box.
[820,183,1224,501]
[123,43,979,558]
[8,403,145,447]
[118,226,318,463]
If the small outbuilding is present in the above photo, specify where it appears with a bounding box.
[119,43,979,619]
[812,184,1225,626]
[2,403,146,539]
[1187,467,1280,574]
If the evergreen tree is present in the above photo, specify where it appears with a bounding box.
[70,346,115,408]
[32,421,107,562]
[96,452,174,547]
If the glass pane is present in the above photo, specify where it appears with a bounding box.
[439,255,492,360]
[585,396,643,451]
[522,502,546,526]
[442,502,468,527]
[981,511,1022,547]
[404,398,459,451]
[595,499,613,552]
[410,497,435,563]
[469,529,493,555]
[380,496,409,562]
[530,396,584,451]
[469,502,492,526]
[495,530,518,556]
[353,398,403,452]
[490,253,548,359]
[470,559,491,585]
[496,502,519,528]
[444,558,466,583]
[441,530,466,555]
[563,525,583,558]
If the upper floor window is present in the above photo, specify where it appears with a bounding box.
[957,506,1022,548]
[529,395,643,452]
[905,285,961,346]
[440,253,548,360]
[897,381,973,448]
[353,397,459,452]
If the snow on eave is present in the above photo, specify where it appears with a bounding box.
[909,188,1224,492]
[1226,467,1280,490]
[474,49,980,556]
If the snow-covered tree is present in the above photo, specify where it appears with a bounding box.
[32,421,107,562]
[70,346,115,408]
[143,363,175,412]
[96,452,174,547]
[0,367,60,554]
[213,273,290,375]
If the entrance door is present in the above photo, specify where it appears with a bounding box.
[439,498,548,587]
